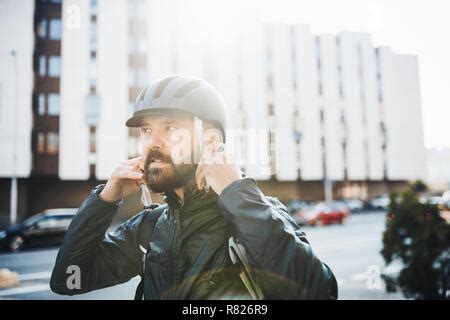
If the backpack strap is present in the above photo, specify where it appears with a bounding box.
[134,204,166,300]
[228,236,265,300]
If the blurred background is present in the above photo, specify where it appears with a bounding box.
[0,0,449,300]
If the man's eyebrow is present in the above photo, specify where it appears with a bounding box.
[141,119,184,126]
[162,119,185,125]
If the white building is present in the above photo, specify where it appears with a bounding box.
[426,148,450,191]
[0,0,427,222]
[0,0,34,179]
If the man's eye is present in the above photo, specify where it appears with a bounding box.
[166,125,178,131]
[141,127,152,134]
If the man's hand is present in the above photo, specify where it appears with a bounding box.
[100,156,146,203]
[195,146,242,196]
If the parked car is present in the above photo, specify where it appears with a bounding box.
[0,208,77,252]
[369,195,391,210]
[339,198,364,212]
[429,196,445,206]
[285,199,309,216]
[441,191,450,209]
[442,190,450,201]
[293,202,350,226]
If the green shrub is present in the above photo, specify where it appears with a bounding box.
[381,189,450,299]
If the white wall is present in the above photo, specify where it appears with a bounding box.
[173,0,205,77]
[426,148,450,184]
[146,0,174,81]
[59,0,90,180]
[0,0,34,178]
[380,48,426,180]
[95,0,129,179]
[268,23,298,181]
[339,32,368,180]
[319,34,345,180]
[358,34,384,180]
[293,24,324,180]
[239,13,271,179]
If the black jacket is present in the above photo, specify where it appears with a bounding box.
[50,177,338,299]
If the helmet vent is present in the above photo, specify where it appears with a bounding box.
[153,76,178,99]
[138,85,149,103]
[174,80,201,98]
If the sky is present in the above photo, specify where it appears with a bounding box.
[233,0,450,149]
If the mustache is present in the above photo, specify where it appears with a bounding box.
[144,149,173,166]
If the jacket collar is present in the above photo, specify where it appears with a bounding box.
[163,178,219,212]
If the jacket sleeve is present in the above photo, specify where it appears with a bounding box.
[50,188,145,295]
[217,177,338,300]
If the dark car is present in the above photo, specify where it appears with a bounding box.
[285,199,309,216]
[0,208,77,252]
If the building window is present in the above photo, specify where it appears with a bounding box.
[128,69,135,86]
[39,56,46,77]
[0,84,2,125]
[129,36,148,54]
[378,91,383,103]
[266,75,273,89]
[128,0,146,19]
[339,83,344,98]
[47,132,59,155]
[47,93,60,115]
[128,101,134,115]
[38,94,46,115]
[37,19,47,38]
[136,69,148,87]
[138,37,148,53]
[90,0,97,15]
[89,58,97,87]
[128,69,149,87]
[90,21,97,51]
[268,103,274,116]
[129,37,137,54]
[49,19,61,40]
[89,127,96,153]
[37,132,46,154]
[48,56,60,77]
[86,94,100,126]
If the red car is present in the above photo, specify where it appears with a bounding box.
[294,202,350,226]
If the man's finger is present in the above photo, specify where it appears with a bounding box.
[195,163,206,190]
[113,170,143,180]
[121,156,144,166]
[116,165,143,173]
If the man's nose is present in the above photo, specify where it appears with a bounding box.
[143,130,165,151]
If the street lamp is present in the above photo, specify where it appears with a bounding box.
[10,49,18,225]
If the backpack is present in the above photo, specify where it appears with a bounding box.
[133,204,264,300]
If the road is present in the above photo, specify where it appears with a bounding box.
[0,211,404,300]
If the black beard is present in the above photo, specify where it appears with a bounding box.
[143,149,197,193]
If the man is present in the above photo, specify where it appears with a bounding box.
[50,75,337,300]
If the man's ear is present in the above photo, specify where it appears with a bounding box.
[204,127,223,153]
